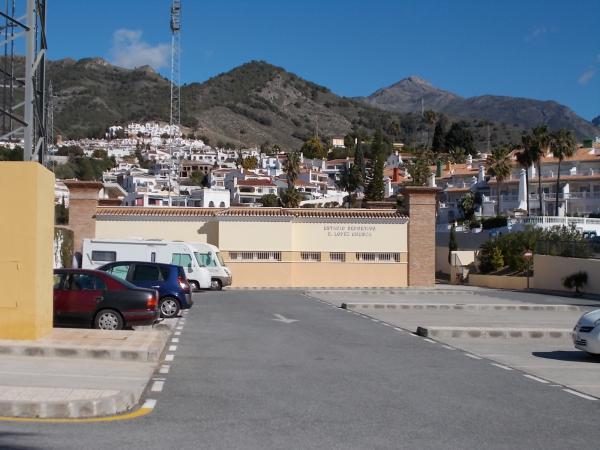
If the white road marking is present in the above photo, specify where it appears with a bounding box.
[393,327,403,332]
[563,389,597,400]
[272,313,298,324]
[423,338,436,344]
[169,345,178,352]
[159,365,170,374]
[371,319,379,323]
[165,354,174,362]
[151,381,164,392]
[491,363,513,371]
[171,338,179,343]
[523,374,549,384]
[442,345,455,350]
[464,353,482,360]
[174,331,181,336]
[382,323,391,327]
[142,399,157,409]
[176,326,184,331]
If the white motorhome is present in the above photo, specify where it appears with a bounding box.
[81,238,230,290]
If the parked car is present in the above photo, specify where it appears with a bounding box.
[53,269,159,330]
[97,261,193,318]
[572,309,600,355]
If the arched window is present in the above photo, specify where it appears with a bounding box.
[219,201,225,207]
[208,201,215,207]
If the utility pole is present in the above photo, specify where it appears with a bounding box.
[168,0,181,206]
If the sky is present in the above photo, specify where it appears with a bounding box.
[46,0,600,120]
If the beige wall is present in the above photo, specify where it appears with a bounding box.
[468,274,528,290]
[96,219,215,244]
[435,246,451,274]
[218,220,292,251]
[226,261,408,288]
[0,162,54,339]
[533,255,600,294]
[292,222,407,252]
[95,213,409,288]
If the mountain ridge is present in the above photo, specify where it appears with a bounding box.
[361,77,599,139]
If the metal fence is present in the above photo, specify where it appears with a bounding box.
[535,240,600,259]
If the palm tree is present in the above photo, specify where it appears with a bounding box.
[549,128,577,216]
[424,110,438,149]
[485,146,512,216]
[282,151,301,207]
[516,136,534,214]
[531,125,550,215]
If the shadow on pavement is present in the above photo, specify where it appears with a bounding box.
[532,350,600,363]
[0,432,44,450]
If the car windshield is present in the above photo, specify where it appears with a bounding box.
[216,252,225,266]
[103,271,139,290]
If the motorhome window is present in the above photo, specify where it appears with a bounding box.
[195,252,216,267]
[172,253,193,268]
[106,264,129,281]
[133,264,162,282]
[91,251,116,262]
[216,252,225,266]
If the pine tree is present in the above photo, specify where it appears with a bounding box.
[354,143,366,182]
[431,116,446,152]
[365,152,385,201]
[448,225,458,264]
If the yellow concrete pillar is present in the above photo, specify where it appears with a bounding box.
[0,162,54,339]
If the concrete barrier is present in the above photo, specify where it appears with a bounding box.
[416,326,572,340]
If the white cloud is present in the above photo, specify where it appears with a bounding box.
[578,68,596,85]
[524,27,547,43]
[109,29,170,70]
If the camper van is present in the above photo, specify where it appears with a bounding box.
[81,238,226,290]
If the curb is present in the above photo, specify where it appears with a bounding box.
[0,342,165,362]
[342,303,582,312]
[0,389,137,419]
[415,326,572,340]
[226,287,478,295]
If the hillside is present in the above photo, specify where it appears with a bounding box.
[43,58,523,150]
[362,77,600,139]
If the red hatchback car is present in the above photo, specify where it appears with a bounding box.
[53,269,160,330]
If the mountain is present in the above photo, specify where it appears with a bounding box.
[362,77,600,139]
[43,58,523,149]
[593,115,600,127]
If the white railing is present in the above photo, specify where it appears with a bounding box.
[229,251,282,262]
[519,216,600,227]
[355,252,402,263]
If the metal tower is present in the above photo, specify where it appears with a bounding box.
[0,0,47,163]
[169,0,181,130]
[168,0,181,206]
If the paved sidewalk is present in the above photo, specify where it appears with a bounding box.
[0,318,179,418]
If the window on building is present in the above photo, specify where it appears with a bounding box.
[209,201,215,207]
[219,201,226,207]
[228,251,282,262]
[355,253,402,263]
[301,252,321,262]
[329,252,346,263]
[91,251,116,263]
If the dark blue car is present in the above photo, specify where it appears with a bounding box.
[98,261,193,318]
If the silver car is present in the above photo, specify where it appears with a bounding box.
[572,309,600,355]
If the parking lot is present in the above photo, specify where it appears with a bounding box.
[309,287,600,399]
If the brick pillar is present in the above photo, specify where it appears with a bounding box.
[64,181,102,254]
[404,186,440,287]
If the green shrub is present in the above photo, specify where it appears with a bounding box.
[563,271,588,294]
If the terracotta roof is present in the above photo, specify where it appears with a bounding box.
[444,187,471,193]
[488,174,600,185]
[96,207,408,219]
[326,158,353,165]
[237,179,276,187]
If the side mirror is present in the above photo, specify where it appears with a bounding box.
[187,265,193,273]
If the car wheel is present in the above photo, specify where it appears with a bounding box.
[210,279,222,291]
[189,280,200,291]
[159,297,180,318]
[94,309,124,330]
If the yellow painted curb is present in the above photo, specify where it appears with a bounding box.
[0,399,156,423]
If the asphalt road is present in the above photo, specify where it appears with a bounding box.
[2,290,600,450]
